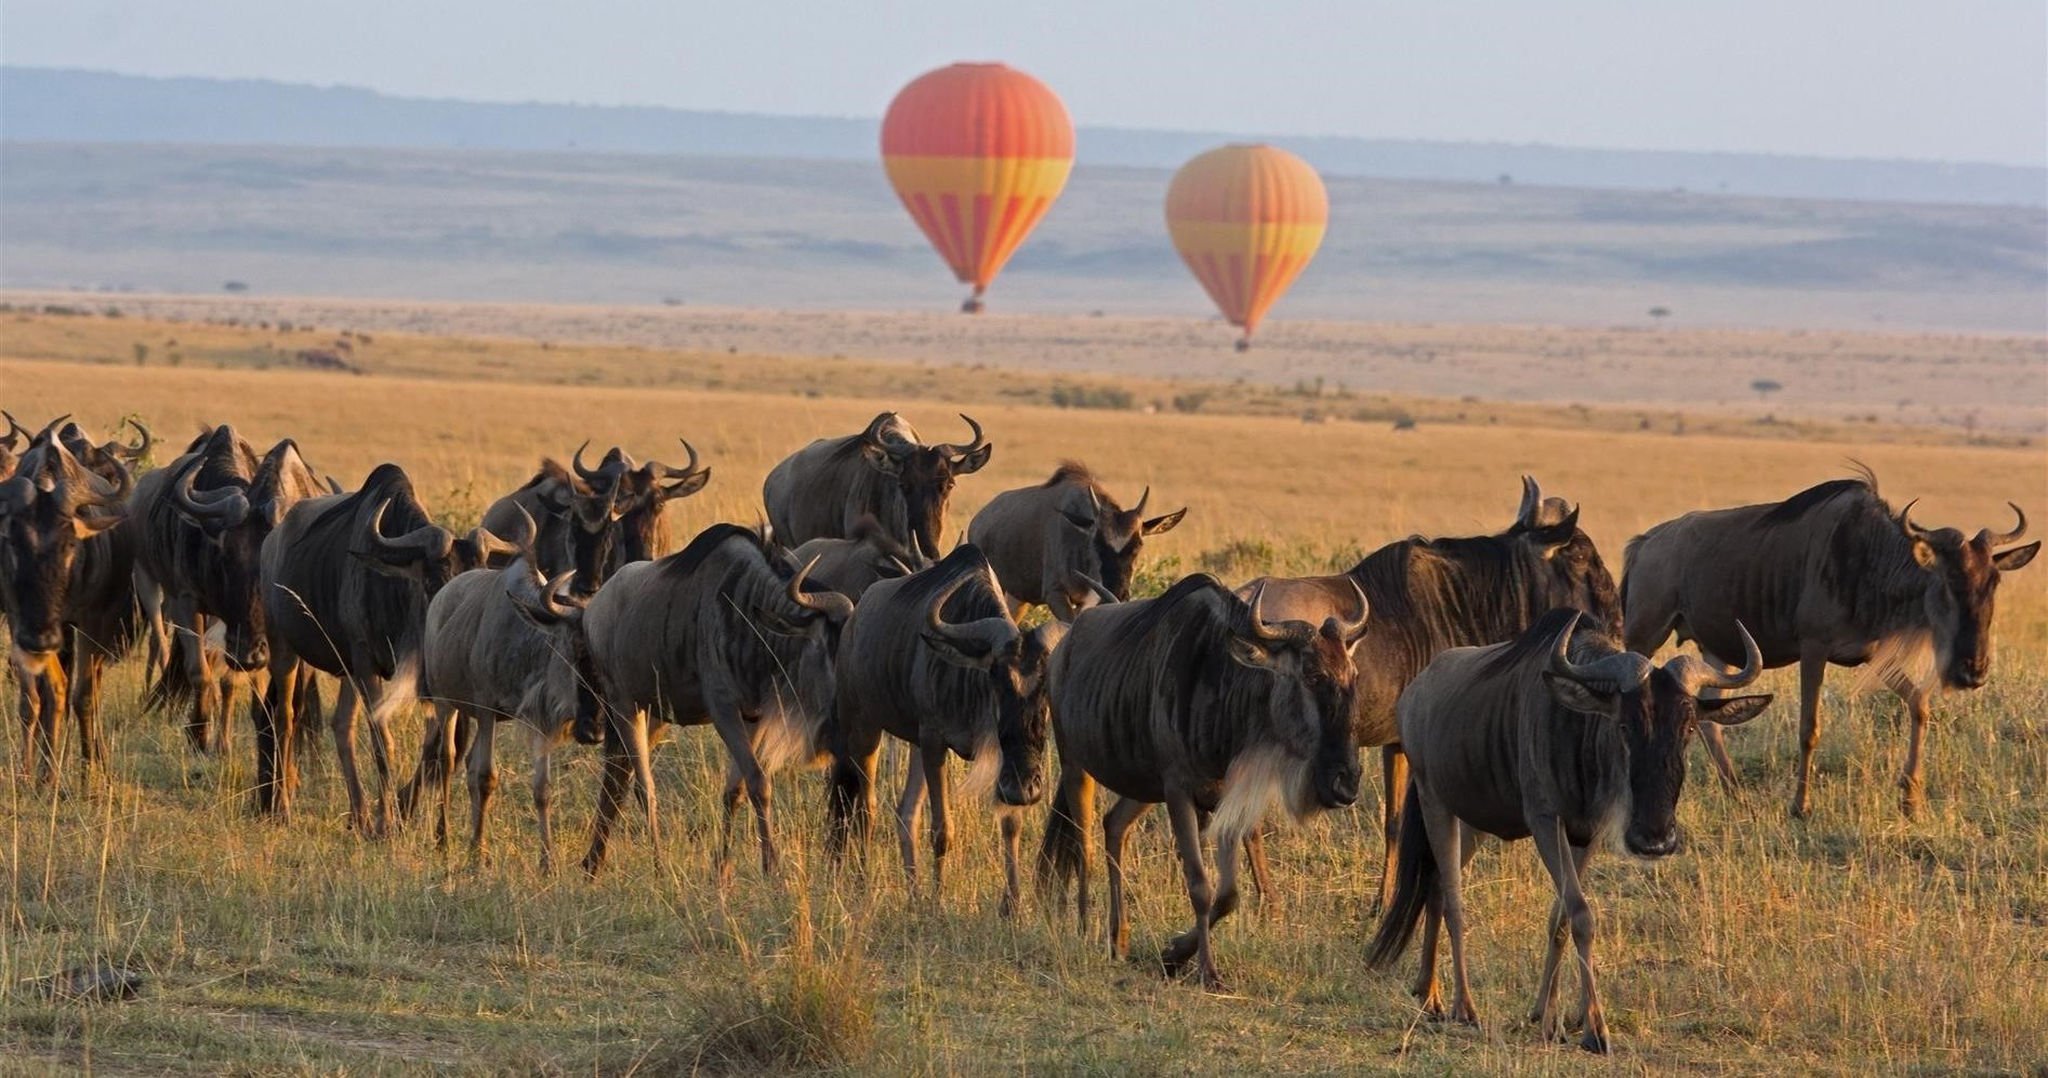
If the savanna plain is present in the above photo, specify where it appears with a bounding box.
[3,307,2047,1075]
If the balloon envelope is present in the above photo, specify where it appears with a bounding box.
[1165,144,1328,344]
[882,63,1074,310]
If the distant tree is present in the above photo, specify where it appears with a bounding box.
[1751,378,1783,402]
[222,280,248,293]
[1648,306,1671,320]
[1497,173,1513,185]
[132,342,148,367]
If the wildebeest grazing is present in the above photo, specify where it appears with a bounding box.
[968,461,1186,620]
[826,544,1069,913]
[762,411,991,563]
[1622,466,2039,817]
[132,425,327,754]
[258,463,513,827]
[577,523,852,877]
[481,446,623,595]
[0,430,137,783]
[409,532,602,873]
[1038,574,1368,990]
[1240,477,1620,906]
[1366,609,1770,1052]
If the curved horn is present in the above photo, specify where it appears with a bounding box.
[571,440,605,484]
[1072,572,1119,608]
[936,412,987,458]
[1897,499,1938,542]
[170,455,251,528]
[1516,475,1541,527]
[364,499,453,562]
[1546,611,1589,679]
[924,569,1014,654]
[1982,502,2027,548]
[1131,485,1151,516]
[860,412,896,446]
[0,411,27,449]
[1670,620,1765,695]
[1246,581,1315,646]
[787,555,856,622]
[540,569,586,616]
[32,414,74,443]
[657,438,703,480]
[1335,578,1371,644]
[114,417,152,462]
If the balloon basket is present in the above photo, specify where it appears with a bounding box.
[961,294,985,314]
[1234,337,1252,353]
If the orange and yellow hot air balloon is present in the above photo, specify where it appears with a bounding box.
[1165,144,1328,350]
[881,63,1074,313]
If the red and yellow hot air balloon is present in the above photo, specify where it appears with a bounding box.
[1165,144,1328,350]
[881,63,1074,312]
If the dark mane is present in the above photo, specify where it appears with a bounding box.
[1100,572,1231,649]
[894,543,1005,620]
[308,463,426,533]
[514,458,578,494]
[1477,607,1585,678]
[1042,460,1102,491]
[658,522,767,581]
[1348,533,1528,634]
[1760,466,1884,527]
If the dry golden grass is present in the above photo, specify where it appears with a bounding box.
[3,314,2046,1075]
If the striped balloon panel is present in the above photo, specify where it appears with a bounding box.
[1165,144,1329,335]
[882,155,1072,287]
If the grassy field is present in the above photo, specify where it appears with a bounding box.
[3,313,2047,1075]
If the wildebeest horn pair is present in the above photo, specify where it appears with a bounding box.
[933,413,987,462]
[1899,499,2028,550]
[363,498,454,562]
[1548,610,1763,695]
[111,417,152,463]
[571,440,628,486]
[1663,619,1766,695]
[1246,578,1370,646]
[170,453,253,528]
[787,555,856,622]
[924,568,1016,658]
[512,565,586,623]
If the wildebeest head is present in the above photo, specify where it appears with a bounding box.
[506,562,606,747]
[600,439,712,564]
[0,439,129,657]
[1506,476,1621,633]
[167,430,320,668]
[57,417,151,476]
[350,466,507,600]
[858,412,991,562]
[1051,466,1187,601]
[1897,501,2038,690]
[1540,612,1771,858]
[0,411,31,476]
[1229,581,1371,809]
[918,566,1054,807]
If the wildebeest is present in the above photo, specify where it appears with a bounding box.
[578,523,852,877]
[1240,477,1620,906]
[596,440,712,570]
[826,544,1068,913]
[258,463,513,828]
[132,425,326,754]
[967,461,1186,620]
[481,446,622,594]
[409,534,601,872]
[762,411,991,563]
[1037,574,1368,989]
[790,515,917,601]
[1623,467,2039,818]
[1366,609,1770,1052]
[0,432,136,783]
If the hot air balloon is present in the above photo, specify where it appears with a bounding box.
[881,63,1074,313]
[1165,144,1328,350]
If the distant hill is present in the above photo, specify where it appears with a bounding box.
[4,66,2042,208]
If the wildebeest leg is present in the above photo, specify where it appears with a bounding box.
[1160,792,1226,991]
[1102,794,1146,960]
[625,715,665,871]
[528,722,557,875]
[707,696,777,876]
[1166,818,1248,981]
[1528,840,1593,1033]
[360,679,404,837]
[582,717,636,877]
[894,756,927,887]
[1695,719,1741,792]
[465,715,498,865]
[1790,650,1829,819]
[36,660,68,787]
[70,646,107,776]
[1241,830,1274,908]
[1887,670,1933,818]
[1412,885,1445,1017]
[1420,791,1478,1026]
[15,671,41,782]
[1532,816,1606,1053]
[421,702,458,848]
[255,649,299,817]
[329,677,373,834]
[1378,745,1409,912]
[998,809,1024,918]
[171,606,212,753]
[921,740,952,903]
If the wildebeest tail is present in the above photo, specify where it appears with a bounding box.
[141,635,199,714]
[1035,765,1094,897]
[1365,782,1436,970]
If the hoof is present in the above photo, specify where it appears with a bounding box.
[1580,1031,1610,1055]
[1159,934,1200,979]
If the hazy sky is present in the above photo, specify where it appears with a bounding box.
[5,0,2043,165]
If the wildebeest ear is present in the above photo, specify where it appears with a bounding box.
[1540,672,1615,717]
[1910,539,1939,570]
[1698,693,1772,727]
[1993,541,2040,572]
[921,630,996,670]
[71,512,124,540]
[1142,507,1187,535]
[861,442,904,476]
[1224,637,1279,670]
[955,442,993,475]
[1058,508,1095,530]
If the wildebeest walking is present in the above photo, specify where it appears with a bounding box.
[0,431,137,783]
[1623,467,2039,817]
[1038,574,1368,990]
[132,425,326,755]
[1365,609,1770,1052]
[258,463,512,827]
[826,544,1067,913]
[968,461,1185,620]
[577,523,852,877]
[408,535,601,872]
[762,411,991,563]
[1240,477,1619,906]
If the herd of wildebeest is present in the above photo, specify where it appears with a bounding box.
[1,407,2038,1053]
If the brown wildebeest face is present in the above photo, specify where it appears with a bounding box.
[1229,585,1370,810]
[0,477,121,656]
[1902,504,2038,690]
[917,573,1048,807]
[863,414,991,562]
[1516,508,1622,635]
[1065,487,1187,600]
